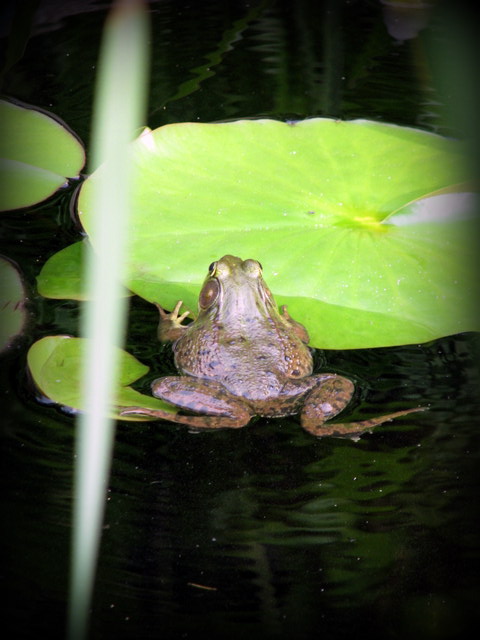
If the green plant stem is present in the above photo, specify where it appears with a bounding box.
[67,2,149,639]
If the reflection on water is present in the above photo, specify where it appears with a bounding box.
[4,332,479,638]
[2,0,479,638]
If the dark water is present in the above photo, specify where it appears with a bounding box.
[1,1,479,639]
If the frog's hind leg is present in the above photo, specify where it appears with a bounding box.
[120,405,252,429]
[300,373,424,437]
[121,377,253,429]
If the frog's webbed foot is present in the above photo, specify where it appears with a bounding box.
[300,373,425,437]
[122,377,253,429]
[156,300,190,342]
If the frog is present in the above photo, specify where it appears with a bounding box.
[121,255,423,436]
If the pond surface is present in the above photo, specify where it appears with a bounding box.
[2,1,479,639]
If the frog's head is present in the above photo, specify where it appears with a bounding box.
[197,254,277,322]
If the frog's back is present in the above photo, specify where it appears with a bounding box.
[173,317,313,401]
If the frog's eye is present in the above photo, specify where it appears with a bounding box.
[243,259,263,277]
[199,280,219,309]
[208,261,217,275]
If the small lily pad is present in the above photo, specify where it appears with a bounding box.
[0,256,28,353]
[37,240,132,300]
[26,335,175,420]
[77,118,477,349]
[0,99,85,211]
[37,241,87,300]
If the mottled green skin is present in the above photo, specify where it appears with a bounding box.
[122,256,422,436]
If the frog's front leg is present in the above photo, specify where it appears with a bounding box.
[122,376,253,429]
[280,305,310,344]
[301,374,423,437]
[156,300,191,342]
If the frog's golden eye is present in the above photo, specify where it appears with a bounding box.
[243,259,263,277]
[208,262,217,275]
[199,280,219,309]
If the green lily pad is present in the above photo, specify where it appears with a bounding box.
[37,240,132,300]
[37,241,86,300]
[77,118,477,348]
[0,256,28,353]
[27,335,175,420]
[0,99,85,211]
